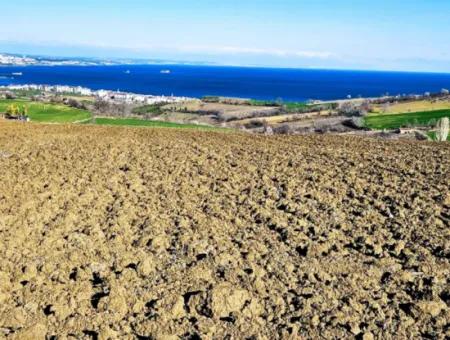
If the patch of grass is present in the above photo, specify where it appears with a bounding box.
[284,102,309,110]
[249,99,333,113]
[132,104,164,116]
[249,99,278,106]
[427,131,450,141]
[376,100,450,114]
[92,117,226,131]
[365,109,450,130]
[202,96,221,103]
[0,99,91,123]
[5,89,43,98]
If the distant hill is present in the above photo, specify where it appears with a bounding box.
[0,52,214,67]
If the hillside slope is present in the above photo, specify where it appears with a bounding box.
[0,122,448,339]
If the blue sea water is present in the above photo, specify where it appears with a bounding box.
[1,65,450,102]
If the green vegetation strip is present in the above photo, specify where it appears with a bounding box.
[365,109,450,130]
[0,99,91,123]
[132,104,163,116]
[427,131,450,141]
[92,117,226,131]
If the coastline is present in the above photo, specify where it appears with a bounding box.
[1,64,450,102]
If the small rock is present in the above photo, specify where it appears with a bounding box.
[444,193,450,206]
[373,244,383,256]
[311,315,320,327]
[108,288,128,317]
[169,296,185,319]
[417,300,446,317]
[12,323,47,340]
[394,241,405,255]
[138,256,155,277]
[151,235,169,252]
[3,308,26,328]
[349,322,361,335]
[362,331,374,340]
[99,326,118,339]
[211,284,250,318]
[159,295,186,320]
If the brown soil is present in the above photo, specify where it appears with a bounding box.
[0,121,449,339]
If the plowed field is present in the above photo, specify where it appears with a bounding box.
[0,122,449,339]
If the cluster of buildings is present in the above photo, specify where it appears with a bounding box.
[0,54,37,66]
[5,84,94,96]
[1,84,191,105]
[95,89,191,105]
[0,54,110,66]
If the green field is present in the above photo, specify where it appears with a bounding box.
[92,117,225,131]
[132,104,164,116]
[249,99,281,106]
[249,99,307,108]
[365,109,450,130]
[0,99,91,123]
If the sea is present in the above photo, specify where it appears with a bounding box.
[1,65,450,102]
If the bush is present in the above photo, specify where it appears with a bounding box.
[428,118,437,127]
[343,117,365,129]
[5,104,28,118]
[67,98,87,110]
[244,119,266,129]
[5,92,16,100]
[338,101,370,117]
[435,117,449,141]
[273,124,293,135]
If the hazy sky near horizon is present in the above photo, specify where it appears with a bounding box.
[1,0,450,71]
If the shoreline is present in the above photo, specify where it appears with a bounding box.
[1,83,449,107]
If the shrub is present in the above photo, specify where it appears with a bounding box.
[5,92,16,100]
[67,98,87,110]
[6,104,19,116]
[273,124,293,135]
[264,125,274,136]
[244,119,266,129]
[428,118,437,127]
[5,104,28,118]
[435,117,449,141]
[338,101,370,117]
[343,116,365,129]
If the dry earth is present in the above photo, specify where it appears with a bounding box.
[162,101,279,122]
[0,121,449,339]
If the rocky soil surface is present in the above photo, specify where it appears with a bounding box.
[0,122,449,339]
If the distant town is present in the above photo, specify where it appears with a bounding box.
[0,53,214,67]
[1,84,192,105]
[0,53,120,66]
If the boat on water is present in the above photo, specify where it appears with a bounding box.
[124,70,131,74]
[12,72,23,76]
[160,69,171,74]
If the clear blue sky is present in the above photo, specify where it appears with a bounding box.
[1,0,450,72]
